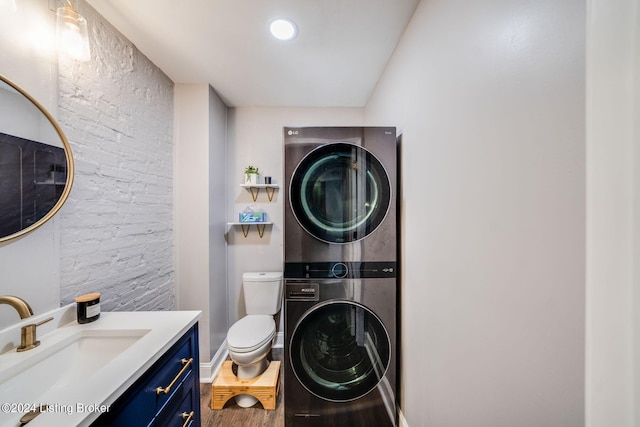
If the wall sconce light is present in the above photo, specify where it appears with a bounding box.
[56,0,90,61]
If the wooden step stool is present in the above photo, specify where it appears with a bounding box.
[211,360,280,410]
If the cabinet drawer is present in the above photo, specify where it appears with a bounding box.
[93,325,199,426]
[151,337,195,414]
[155,378,200,427]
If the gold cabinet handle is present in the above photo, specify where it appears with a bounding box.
[181,410,195,427]
[156,358,193,395]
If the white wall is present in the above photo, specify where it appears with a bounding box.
[208,86,230,359]
[365,0,586,425]
[58,1,175,311]
[175,84,213,365]
[225,107,364,329]
[0,0,62,326]
[174,83,229,370]
[585,0,640,425]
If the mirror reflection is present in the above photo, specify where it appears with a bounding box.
[0,75,74,242]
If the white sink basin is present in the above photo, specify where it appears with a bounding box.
[0,307,201,427]
[0,329,149,425]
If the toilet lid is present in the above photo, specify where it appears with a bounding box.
[227,315,276,353]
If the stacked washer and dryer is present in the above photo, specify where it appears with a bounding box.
[283,127,398,426]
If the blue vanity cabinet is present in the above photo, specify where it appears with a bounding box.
[93,324,200,427]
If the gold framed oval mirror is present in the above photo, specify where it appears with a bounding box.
[0,74,74,242]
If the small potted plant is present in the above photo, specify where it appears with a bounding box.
[244,165,259,185]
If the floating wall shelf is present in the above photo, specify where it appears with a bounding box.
[240,184,279,202]
[228,222,273,238]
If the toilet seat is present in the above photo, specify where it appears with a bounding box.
[227,315,276,353]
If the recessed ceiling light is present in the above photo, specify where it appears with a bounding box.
[270,18,297,41]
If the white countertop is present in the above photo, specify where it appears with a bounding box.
[0,305,201,427]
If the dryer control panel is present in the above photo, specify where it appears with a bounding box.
[284,261,396,279]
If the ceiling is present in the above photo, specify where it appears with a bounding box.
[85,0,420,107]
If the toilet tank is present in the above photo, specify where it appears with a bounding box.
[243,272,283,315]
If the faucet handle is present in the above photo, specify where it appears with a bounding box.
[34,317,54,328]
[17,317,53,352]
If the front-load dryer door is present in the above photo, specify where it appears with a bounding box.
[289,300,391,402]
[289,143,391,244]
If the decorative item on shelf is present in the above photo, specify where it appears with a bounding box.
[239,205,265,223]
[244,165,260,185]
[229,204,271,237]
[239,212,266,223]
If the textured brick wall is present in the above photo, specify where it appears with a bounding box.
[57,2,175,311]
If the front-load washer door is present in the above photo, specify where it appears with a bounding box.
[289,143,391,244]
[289,300,391,402]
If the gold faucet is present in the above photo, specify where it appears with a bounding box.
[0,295,53,351]
[0,295,34,319]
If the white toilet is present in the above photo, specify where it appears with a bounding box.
[226,272,283,407]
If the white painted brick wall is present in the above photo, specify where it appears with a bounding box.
[57,2,175,312]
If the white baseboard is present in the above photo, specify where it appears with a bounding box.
[199,332,284,383]
[274,331,284,348]
[199,342,229,383]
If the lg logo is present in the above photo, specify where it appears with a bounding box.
[287,130,299,136]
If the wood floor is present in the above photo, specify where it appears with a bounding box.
[200,349,284,427]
